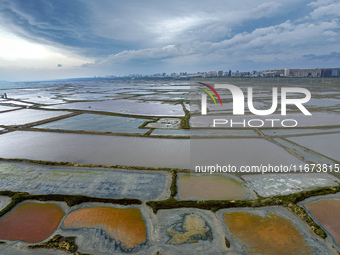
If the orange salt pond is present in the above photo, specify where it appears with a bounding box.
[305,199,340,245]
[0,203,65,243]
[224,211,313,255]
[61,207,146,250]
[178,174,249,200]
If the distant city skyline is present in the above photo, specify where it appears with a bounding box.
[0,0,339,81]
[97,67,340,79]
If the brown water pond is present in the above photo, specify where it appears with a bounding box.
[305,199,340,246]
[178,174,249,200]
[61,207,146,250]
[224,211,313,255]
[0,203,65,243]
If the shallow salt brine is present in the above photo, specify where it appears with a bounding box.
[305,199,340,246]
[223,211,313,255]
[288,133,340,161]
[61,207,146,250]
[177,174,249,200]
[36,113,150,134]
[0,203,65,243]
[0,109,70,126]
[0,131,190,169]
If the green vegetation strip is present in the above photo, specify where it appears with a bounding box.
[29,234,92,255]
[0,158,191,173]
[147,186,340,239]
[0,191,142,219]
[170,171,177,197]
[180,101,190,129]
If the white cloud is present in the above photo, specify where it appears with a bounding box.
[308,0,335,8]
[251,1,282,18]
[91,16,339,73]
[309,3,340,19]
[0,29,49,60]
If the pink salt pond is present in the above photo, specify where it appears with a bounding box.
[0,203,65,243]
[305,199,340,246]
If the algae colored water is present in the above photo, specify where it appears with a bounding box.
[305,199,340,245]
[0,203,65,243]
[61,207,146,250]
[224,211,313,255]
[178,174,249,200]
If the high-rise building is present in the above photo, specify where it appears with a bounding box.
[284,68,290,77]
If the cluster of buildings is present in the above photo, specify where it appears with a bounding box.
[260,68,340,77]
[186,68,340,78]
[99,68,340,79]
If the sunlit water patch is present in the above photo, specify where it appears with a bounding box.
[0,109,70,126]
[0,105,21,112]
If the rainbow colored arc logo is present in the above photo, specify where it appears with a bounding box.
[198,82,223,106]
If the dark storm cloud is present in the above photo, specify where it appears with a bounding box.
[0,0,131,56]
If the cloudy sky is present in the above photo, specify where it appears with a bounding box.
[0,0,339,81]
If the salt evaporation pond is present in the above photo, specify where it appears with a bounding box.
[191,112,340,127]
[35,113,150,134]
[0,100,33,106]
[242,173,340,197]
[61,207,146,250]
[0,203,65,243]
[190,129,258,137]
[305,199,340,246]
[0,131,306,170]
[151,128,258,137]
[177,174,250,200]
[0,105,20,112]
[0,161,170,201]
[0,131,190,169]
[167,213,212,245]
[305,98,340,108]
[190,138,304,169]
[151,129,190,137]
[0,109,70,126]
[288,133,340,161]
[224,211,313,255]
[261,127,340,136]
[44,99,184,116]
